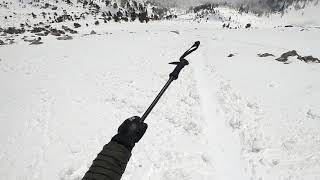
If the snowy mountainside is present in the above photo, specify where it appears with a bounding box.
[237,0,319,15]
[0,0,172,28]
[178,6,259,29]
[0,0,177,46]
[177,2,320,29]
[266,3,320,27]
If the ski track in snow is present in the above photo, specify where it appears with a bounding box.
[1,21,320,180]
[194,28,320,180]
[193,37,249,179]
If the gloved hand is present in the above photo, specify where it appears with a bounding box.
[111,116,148,151]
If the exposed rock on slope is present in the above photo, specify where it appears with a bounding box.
[276,50,320,63]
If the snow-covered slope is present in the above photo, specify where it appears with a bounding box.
[1,20,320,180]
[266,3,320,27]
[1,2,320,180]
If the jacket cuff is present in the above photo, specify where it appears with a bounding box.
[111,134,135,151]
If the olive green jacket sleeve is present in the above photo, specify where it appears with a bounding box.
[82,141,132,180]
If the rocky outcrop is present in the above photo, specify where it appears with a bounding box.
[298,56,320,63]
[4,27,25,34]
[62,26,77,34]
[276,50,299,62]
[74,23,81,28]
[276,50,320,63]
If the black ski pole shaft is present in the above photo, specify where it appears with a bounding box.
[140,77,174,122]
[140,41,200,122]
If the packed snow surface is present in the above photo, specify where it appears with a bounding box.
[1,6,320,180]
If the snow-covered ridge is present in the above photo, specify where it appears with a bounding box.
[177,2,320,29]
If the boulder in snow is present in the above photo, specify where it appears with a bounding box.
[30,27,47,33]
[35,32,49,36]
[62,25,77,34]
[258,53,275,57]
[276,50,319,63]
[74,23,81,28]
[298,56,320,63]
[4,27,25,34]
[56,14,73,23]
[50,28,65,36]
[245,23,251,28]
[57,35,73,40]
[29,38,43,45]
[228,53,235,57]
[276,50,299,62]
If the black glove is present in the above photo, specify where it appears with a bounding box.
[111,116,148,151]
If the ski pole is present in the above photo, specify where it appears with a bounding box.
[140,41,200,122]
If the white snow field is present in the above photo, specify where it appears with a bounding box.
[1,8,320,180]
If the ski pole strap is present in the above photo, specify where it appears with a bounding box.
[169,41,200,80]
[179,41,200,60]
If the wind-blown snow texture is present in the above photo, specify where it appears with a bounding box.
[1,2,320,180]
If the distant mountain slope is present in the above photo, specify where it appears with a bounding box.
[0,0,175,28]
[0,0,180,46]
[183,1,320,28]
[237,0,319,15]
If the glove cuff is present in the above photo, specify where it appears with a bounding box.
[111,134,135,151]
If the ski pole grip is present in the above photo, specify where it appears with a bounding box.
[169,59,189,80]
[180,41,200,60]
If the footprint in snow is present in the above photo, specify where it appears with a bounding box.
[60,165,87,180]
